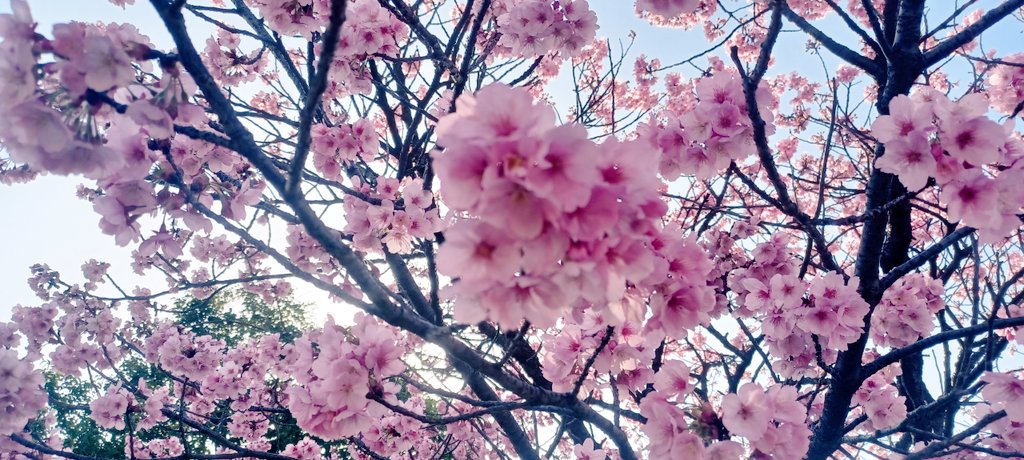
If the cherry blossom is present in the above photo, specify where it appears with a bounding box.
[2,1,1024,459]
[721,383,811,458]
[981,372,1024,422]
[988,53,1024,115]
[642,71,775,180]
[871,274,945,348]
[853,364,908,431]
[635,0,701,19]
[640,394,705,459]
[89,385,132,431]
[0,349,46,436]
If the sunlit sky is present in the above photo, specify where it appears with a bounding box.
[1,0,1021,322]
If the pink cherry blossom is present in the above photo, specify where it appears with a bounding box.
[941,170,1000,228]
[0,349,47,436]
[721,383,772,441]
[874,133,936,190]
[981,372,1024,421]
[722,383,811,457]
[81,35,134,92]
[89,385,132,430]
[435,220,521,283]
[636,0,701,19]
[871,94,934,143]
[640,394,705,459]
[653,360,692,400]
[939,113,1005,165]
[126,99,174,139]
[987,53,1024,115]
[573,439,606,460]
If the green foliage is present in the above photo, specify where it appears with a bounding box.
[266,410,307,453]
[42,289,311,457]
[45,372,125,457]
[174,290,311,346]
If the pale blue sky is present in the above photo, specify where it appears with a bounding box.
[1,0,1021,321]
[0,1,170,319]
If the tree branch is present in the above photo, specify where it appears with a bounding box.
[780,5,883,77]
[286,0,348,196]
[923,0,1024,67]
[862,317,1024,377]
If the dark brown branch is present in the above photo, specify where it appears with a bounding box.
[571,326,614,397]
[780,5,882,77]
[286,0,348,195]
[923,0,1024,67]
[862,316,1024,377]
[879,227,975,291]
[904,410,1007,459]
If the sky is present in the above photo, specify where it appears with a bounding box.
[0,1,170,320]
[0,0,1022,323]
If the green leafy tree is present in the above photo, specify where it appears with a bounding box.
[42,290,310,457]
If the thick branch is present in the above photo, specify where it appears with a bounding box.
[862,317,1024,377]
[923,0,1024,67]
[286,0,348,195]
[780,6,882,77]
[879,227,975,291]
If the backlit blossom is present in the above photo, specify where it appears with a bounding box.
[89,385,132,430]
[636,0,701,19]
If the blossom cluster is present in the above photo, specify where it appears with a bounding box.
[281,313,407,440]
[203,29,270,87]
[998,304,1024,345]
[572,439,607,460]
[730,235,869,377]
[541,308,656,392]
[335,1,407,58]
[0,349,47,436]
[327,0,409,96]
[89,385,133,430]
[286,223,342,278]
[639,394,708,458]
[640,391,744,459]
[0,2,240,251]
[125,438,186,459]
[434,83,715,332]
[979,371,1024,453]
[242,0,408,95]
[853,363,907,431]
[0,7,139,180]
[144,322,226,381]
[136,380,170,430]
[871,90,1024,241]
[797,273,870,350]
[641,71,775,180]
[871,273,945,348]
[245,0,331,38]
[981,371,1024,423]
[720,383,812,459]
[31,292,126,379]
[987,53,1024,115]
[342,177,444,254]
[311,118,379,180]
[9,303,57,359]
[635,0,701,20]
[493,0,598,58]
[280,438,322,460]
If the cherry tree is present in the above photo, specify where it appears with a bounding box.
[2,0,1024,458]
